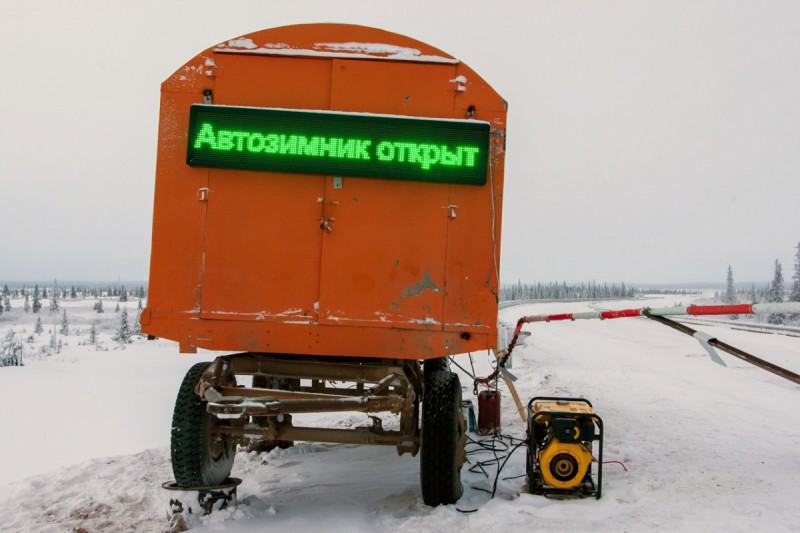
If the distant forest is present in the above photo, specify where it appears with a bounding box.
[0,283,146,302]
[715,242,800,325]
[498,281,698,302]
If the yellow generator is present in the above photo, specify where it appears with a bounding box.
[527,397,603,498]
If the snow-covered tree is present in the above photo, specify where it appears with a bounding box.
[49,280,59,314]
[790,242,800,303]
[23,294,30,313]
[787,242,800,322]
[49,329,59,354]
[132,308,143,337]
[32,285,41,314]
[93,299,105,313]
[113,308,132,344]
[59,310,70,336]
[114,303,120,313]
[34,316,43,335]
[1,330,24,366]
[1,284,9,297]
[89,323,97,346]
[768,259,785,302]
[3,294,10,312]
[748,283,758,304]
[723,266,736,304]
[767,259,785,325]
[723,266,738,319]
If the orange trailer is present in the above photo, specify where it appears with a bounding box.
[143,23,507,506]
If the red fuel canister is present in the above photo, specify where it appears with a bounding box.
[477,390,501,435]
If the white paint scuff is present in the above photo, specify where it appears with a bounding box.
[213,40,458,64]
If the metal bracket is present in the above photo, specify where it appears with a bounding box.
[692,331,727,367]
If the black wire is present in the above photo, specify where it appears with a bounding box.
[466,434,511,452]
[468,352,476,380]
[490,433,500,490]
[467,437,505,477]
[462,431,531,504]
[491,438,529,498]
[448,356,475,379]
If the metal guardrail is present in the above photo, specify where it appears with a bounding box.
[676,317,800,337]
[498,297,640,310]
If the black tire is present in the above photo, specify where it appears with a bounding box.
[171,362,236,487]
[423,357,449,378]
[420,370,465,506]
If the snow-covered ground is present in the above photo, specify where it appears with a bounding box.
[1,292,799,532]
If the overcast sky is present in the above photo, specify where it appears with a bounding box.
[2,1,798,284]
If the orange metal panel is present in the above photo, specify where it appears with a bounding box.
[318,178,450,329]
[199,55,332,323]
[443,111,507,332]
[200,170,324,322]
[148,88,211,317]
[143,312,490,358]
[318,59,457,329]
[211,55,332,110]
[143,24,507,359]
[328,58,457,117]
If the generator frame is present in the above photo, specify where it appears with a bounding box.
[526,396,604,499]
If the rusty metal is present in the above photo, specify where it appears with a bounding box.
[196,358,235,399]
[368,372,399,396]
[644,312,800,386]
[219,425,417,447]
[198,352,422,456]
[214,385,354,401]
[207,395,405,416]
[227,354,412,383]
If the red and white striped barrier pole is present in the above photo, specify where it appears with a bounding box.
[504,302,800,386]
[514,302,800,327]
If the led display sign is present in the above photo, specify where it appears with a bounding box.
[187,104,490,185]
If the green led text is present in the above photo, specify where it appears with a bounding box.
[193,123,480,171]
[194,124,372,160]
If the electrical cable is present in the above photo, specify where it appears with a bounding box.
[490,438,528,498]
[448,355,476,380]
[461,432,530,499]
[596,457,628,472]
[468,352,477,382]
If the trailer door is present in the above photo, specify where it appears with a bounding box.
[317,59,457,330]
[199,55,331,323]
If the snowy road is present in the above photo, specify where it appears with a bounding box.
[1,294,799,532]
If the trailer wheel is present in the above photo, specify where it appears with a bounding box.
[420,370,465,506]
[171,362,236,487]
[423,357,449,377]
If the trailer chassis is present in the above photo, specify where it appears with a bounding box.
[197,352,422,455]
